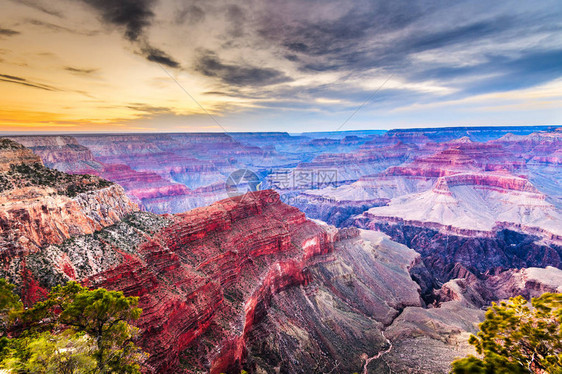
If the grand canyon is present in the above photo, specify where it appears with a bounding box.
[1,126,561,373]
[2,0,561,372]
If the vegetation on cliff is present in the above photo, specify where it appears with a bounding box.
[0,138,112,196]
[0,279,147,373]
[451,293,562,374]
[2,162,112,196]
[0,139,25,151]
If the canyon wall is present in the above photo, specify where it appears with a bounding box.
[13,197,488,373]
[0,140,487,373]
[297,129,562,241]
[2,129,561,373]
[0,138,137,254]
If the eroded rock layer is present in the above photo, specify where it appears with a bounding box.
[2,134,561,374]
[0,138,137,255]
[4,188,338,372]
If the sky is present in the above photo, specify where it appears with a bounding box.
[0,0,561,133]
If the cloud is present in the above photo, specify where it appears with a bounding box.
[0,28,19,37]
[80,0,181,68]
[225,4,245,37]
[257,0,431,65]
[126,103,174,114]
[27,18,72,32]
[404,47,562,98]
[265,11,515,75]
[3,0,562,129]
[140,46,180,68]
[459,49,562,94]
[64,66,98,75]
[80,0,155,42]
[175,4,205,25]
[195,51,291,87]
[0,74,58,91]
[26,19,98,35]
[11,0,63,17]
[230,0,562,112]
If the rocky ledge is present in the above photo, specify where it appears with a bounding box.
[0,138,138,253]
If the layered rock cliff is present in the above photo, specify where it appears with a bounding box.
[0,156,482,374]
[4,187,338,372]
[298,129,562,244]
[14,198,485,373]
[2,133,561,374]
[0,138,137,254]
[8,135,104,173]
[0,138,43,172]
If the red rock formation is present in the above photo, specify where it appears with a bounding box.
[4,129,562,373]
[0,138,139,304]
[0,139,137,249]
[297,141,416,183]
[60,190,334,372]
[6,136,203,213]
[0,138,43,172]
[72,133,256,189]
[302,129,562,243]
[8,135,103,172]
[431,173,541,195]
[93,164,193,205]
[0,183,138,252]
[436,265,562,308]
[0,188,332,372]
[384,140,525,178]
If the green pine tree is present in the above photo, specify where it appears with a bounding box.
[451,292,562,374]
[0,279,147,373]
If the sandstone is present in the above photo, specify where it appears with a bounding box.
[8,135,103,173]
[0,140,138,253]
[0,138,43,172]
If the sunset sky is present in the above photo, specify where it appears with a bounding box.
[1,0,561,133]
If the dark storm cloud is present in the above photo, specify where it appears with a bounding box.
[80,0,155,42]
[195,51,292,86]
[141,46,180,68]
[79,0,181,68]
[0,73,58,91]
[0,28,19,37]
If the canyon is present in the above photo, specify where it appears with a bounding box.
[1,126,561,373]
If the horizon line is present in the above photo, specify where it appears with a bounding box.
[0,124,560,137]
